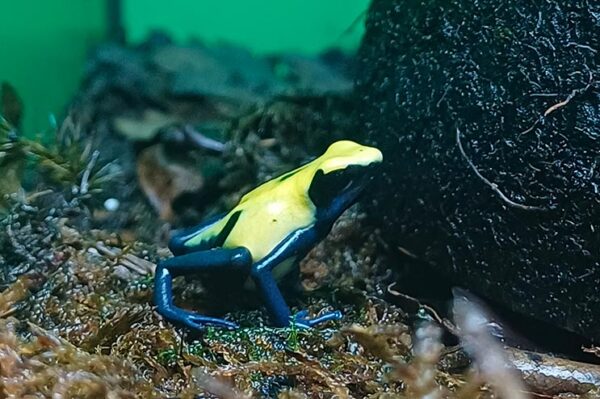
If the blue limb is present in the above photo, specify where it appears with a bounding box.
[293,309,343,329]
[251,268,292,327]
[250,226,342,328]
[168,213,225,255]
[251,268,342,328]
[154,247,251,330]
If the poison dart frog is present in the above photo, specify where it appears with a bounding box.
[154,140,383,330]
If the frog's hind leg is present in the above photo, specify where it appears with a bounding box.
[154,247,251,330]
[250,225,343,328]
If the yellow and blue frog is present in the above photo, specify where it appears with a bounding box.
[154,140,383,330]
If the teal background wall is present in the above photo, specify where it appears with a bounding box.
[123,0,369,54]
[0,1,106,136]
[1,0,369,136]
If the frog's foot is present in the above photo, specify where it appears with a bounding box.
[161,307,238,330]
[292,309,342,328]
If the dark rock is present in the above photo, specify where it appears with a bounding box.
[357,0,600,340]
[152,44,276,102]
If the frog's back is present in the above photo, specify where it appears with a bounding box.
[223,186,315,261]
[184,178,315,262]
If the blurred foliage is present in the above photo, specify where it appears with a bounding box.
[1,82,23,128]
[0,115,119,210]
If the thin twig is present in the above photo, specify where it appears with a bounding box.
[543,80,592,117]
[436,86,450,108]
[183,125,226,152]
[566,42,597,53]
[387,283,460,337]
[79,150,99,195]
[456,128,545,211]
[506,346,600,396]
[25,189,54,203]
[529,93,558,97]
[521,74,594,134]
[518,118,541,135]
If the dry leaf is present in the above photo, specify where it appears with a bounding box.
[114,109,180,141]
[136,143,203,220]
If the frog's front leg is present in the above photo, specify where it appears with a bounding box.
[251,226,342,328]
[251,269,342,328]
[155,247,251,330]
[167,212,225,255]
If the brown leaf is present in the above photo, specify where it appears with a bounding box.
[136,143,203,221]
[114,109,180,141]
[341,323,409,362]
[193,369,252,399]
[0,275,43,317]
[79,305,147,351]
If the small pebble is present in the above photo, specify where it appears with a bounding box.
[104,198,120,212]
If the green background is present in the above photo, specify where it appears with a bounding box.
[0,1,106,136]
[1,0,368,135]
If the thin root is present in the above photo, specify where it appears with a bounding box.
[521,73,594,134]
[543,79,592,117]
[456,127,545,212]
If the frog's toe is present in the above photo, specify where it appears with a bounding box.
[294,310,309,319]
[293,309,342,328]
[185,314,239,330]
[163,308,238,330]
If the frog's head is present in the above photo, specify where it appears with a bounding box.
[307,140,383,216]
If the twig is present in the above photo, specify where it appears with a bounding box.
[436,86,450,108]
[25,189,54,203]
[79,150,99,195]
[566,42,597,53]
[518,118,541,135]
[120,254,155,275]
[95,242,155,275]
[456,127,545,211]
[543,80,592,117]
[387,283,460,337]
[529,93,558,97]
[506,347,600,396]
[521,74,594,134]
[182,125,226,152]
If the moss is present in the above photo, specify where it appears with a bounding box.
[157,348,179,366]
[285,321,300,352]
